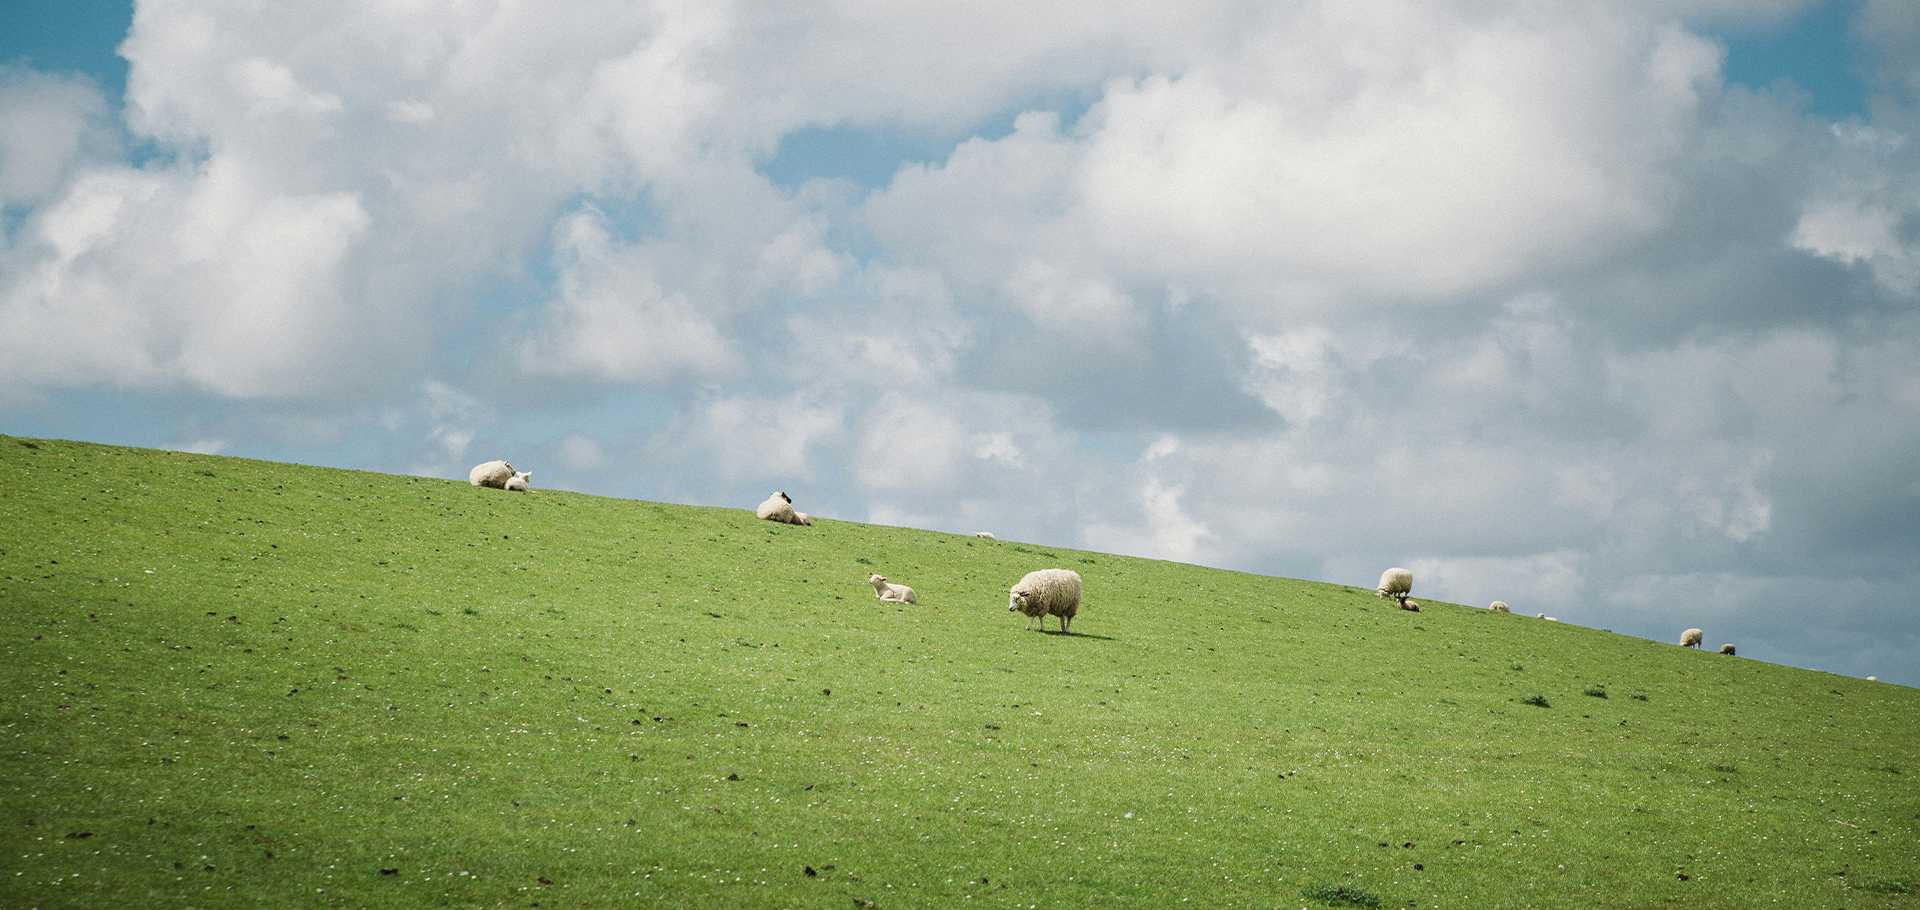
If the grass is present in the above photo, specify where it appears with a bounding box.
[3,435,1918,909]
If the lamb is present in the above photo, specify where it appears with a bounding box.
[1537,613,1559,621]
[973,532,996,540]
[867,573,918,604]
[1719,643,1736,656]
[1400,599,1420,612]
[1680,628,1703,648]
[1376,567,1413,609]
[504,471,532,492]
[469,460,513,488]
[1490,601,1510,613]
[756,492,812,526]
[1008,568,1081,633]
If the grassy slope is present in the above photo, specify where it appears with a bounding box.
[1,436,1916,910]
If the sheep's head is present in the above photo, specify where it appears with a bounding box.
[868,574,886,586]
[775,491,792,503]
[514,471,531,482]
[1008,586,1030,612]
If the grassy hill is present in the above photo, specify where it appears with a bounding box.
[2,435,1916,909]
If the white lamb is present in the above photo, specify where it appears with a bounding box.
[1490,601,1510,613]
[1008,568,1081,633]
[756,492,812,526]
[1376,567,1413,609]
[469,460,513,488]
[504,471,532,492]
[1680,628,1703,648]
[973,532,996,540]
[867,574,918,604]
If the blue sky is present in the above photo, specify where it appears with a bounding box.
[3,0,1918,687]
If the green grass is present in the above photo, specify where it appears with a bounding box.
[3,435,1918,909]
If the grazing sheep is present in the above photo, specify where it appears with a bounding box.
[469,460,513,488]
[1868,676,1877,682]
[867,574,918,604]
[1680,628,1703,648]
[1376,567,1413,608]
[974,532,997,540]
[1490,601,1510,613]
[1719,643,1736,656]
[756,492,811,526]
[504,471,532,492]
[1008,568,1082,633]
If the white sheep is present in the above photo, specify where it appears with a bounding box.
[1680,628,1703,648]
[756,492,812,526]
[1376,567,1413,608]
[469,460,513,488]
[1719,643,1735,656]
[1537,613,1558,621]
[504,471,532,492]
[1008,568,1081,633]
[867,574,918,604]
[1401,599,1420,612]
[973,532,997,540]
[1490,601,1510,613]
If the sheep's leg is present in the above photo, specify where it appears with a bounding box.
[1026,615,1036,631]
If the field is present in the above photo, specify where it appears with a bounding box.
[2,435,1916,909]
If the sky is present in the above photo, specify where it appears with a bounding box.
[3,0,1917,687]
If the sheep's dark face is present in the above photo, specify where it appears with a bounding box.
[776,492,792,503]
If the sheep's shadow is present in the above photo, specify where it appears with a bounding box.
[1038,630,1116,641]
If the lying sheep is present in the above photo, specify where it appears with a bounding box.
[867,573,917,604]
[1719,643,1736,656]
[973,532,997,540]
[1400,599,1420,612]
[1376,567,1413,609]
[756,492,812,526]
[1009,568,1081,633]
[504,471,532,492]
[1537,613,1558,621]
[1490,601,1510,613]
[1680,628,1703,648]
[469,460,513,488]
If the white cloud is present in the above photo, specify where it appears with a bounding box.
[516,205,740,384]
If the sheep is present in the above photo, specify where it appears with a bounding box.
[1868,676,1877,682]
[1008,568,1081,633]
[1537,613,1559,621]
[973,532,997,540]
[1376,567,1413,609]
[867,573,918,604]
[469,460,513,488]
[1680,628,1703,648]
[504,471,532,492]
[1401,599,1420,612]
[1719,643,1736,656]
[756,492,811,526]
[1490,601,1510,613]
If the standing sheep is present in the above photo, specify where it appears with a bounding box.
[1719,643,1736,656]
[1680,628,1703,648]
[469,460,513,488]
[504,471,532,492]
[1376,567,1413,609]
[756,492,812,526]
[1008,568,1081,633]
[1490,601,1510,613]
[867,574,918,604]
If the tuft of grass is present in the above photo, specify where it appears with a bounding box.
[1628,692,1650,701]
[1584,685,1608,698]
[1855,878,1913,895]
[1521,694,1552,708]
[1304,883,1383,907]
[2,436,1918,910]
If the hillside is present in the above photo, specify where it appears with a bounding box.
[2,435,1916,909]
